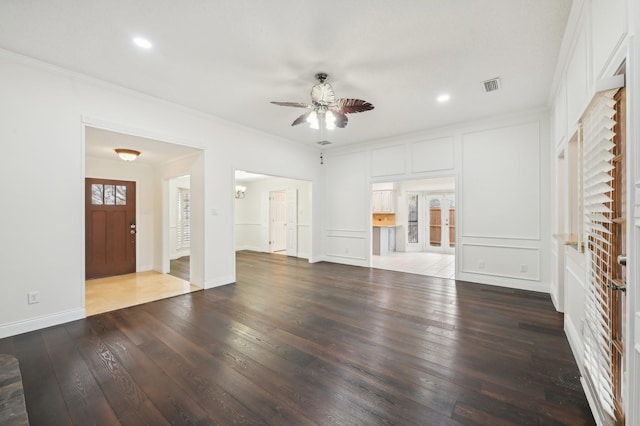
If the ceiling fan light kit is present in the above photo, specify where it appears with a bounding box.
[271,73,374,130]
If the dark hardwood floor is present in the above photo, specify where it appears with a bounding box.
[0,251,594,425]
[169,255,190,281]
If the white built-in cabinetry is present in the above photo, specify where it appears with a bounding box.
[372,182,396,212]
[372,190,394,213]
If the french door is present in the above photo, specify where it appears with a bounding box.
[406,191,455,254]
[426,193,455,254]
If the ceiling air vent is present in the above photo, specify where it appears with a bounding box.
[317,140,332,146]
[482,77,501,93]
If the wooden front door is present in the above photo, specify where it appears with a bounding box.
[85,178,136,279]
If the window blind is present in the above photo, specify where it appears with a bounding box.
[177,188,191,249]
[581,89,618,423]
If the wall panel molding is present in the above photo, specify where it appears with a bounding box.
[461,121,541,240]
[461,243,540,281]
[410,136,455,173]
[371,145,406,177]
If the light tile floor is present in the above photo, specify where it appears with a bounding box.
[371,251,456,279]
[86,271,200,316]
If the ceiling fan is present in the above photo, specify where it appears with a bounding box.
[270,73,374,130]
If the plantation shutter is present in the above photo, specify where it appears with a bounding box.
[177,188,191,248]
[581,89,618,423]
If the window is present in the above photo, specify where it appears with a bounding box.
[91,183,127,205]
[581,85,626,425]
[177,188,191,248]
[407,193,419,243]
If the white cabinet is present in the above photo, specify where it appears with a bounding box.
[372,190,394,213]
[372,226,396,255]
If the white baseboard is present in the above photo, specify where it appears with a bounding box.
[235,245,262,252]
[0,308,86,339]
[170,250,190,260]
[564,314,584,369]
[204,275,235,289]
[456,271,549,293]
[580,377,606,426]
[550,290,564,313]
[296,251,310,259]
[320,255,369,268]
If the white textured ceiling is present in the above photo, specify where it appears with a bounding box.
[0,0,572,149]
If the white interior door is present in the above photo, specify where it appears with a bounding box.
[269,191,287,252]
[286,189,298,256]
[260,192,270,252]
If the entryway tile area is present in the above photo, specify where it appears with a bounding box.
[372,252,455,279]
[85,271,199,316]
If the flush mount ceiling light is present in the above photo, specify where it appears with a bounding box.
[235,185,247,199]
[270,73,374,130]
[437,94,451,103]
[132,37,152,49]
[115,149,141,161]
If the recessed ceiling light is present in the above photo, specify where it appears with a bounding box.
[437,94,451,103]
[133,37,152,49]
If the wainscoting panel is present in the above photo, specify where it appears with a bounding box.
[371,145,406,177]
[410,136,455,173]
[461,243,540,281]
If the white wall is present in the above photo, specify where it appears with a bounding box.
[323,151,370,264]
[0,50,321,338]
[235,176,312,258]
[321,111,550,292]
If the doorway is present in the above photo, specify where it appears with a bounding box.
[234,170,311,260]
[371,177,456,278]
[168,175,191,281]
[84,125,203,316]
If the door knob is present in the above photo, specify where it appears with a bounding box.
[617,255,627,266]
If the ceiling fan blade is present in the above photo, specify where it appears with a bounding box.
[334,112,348,128]
[270,101,312,108]
[336,98,374,114]
[291,111,312,126]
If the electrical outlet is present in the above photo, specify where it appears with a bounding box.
[28,291,40,304]
[478,260,485,269]
[520,264,528,273]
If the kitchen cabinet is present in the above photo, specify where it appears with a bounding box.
[372,226,396,255]
[372,190,394,213]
